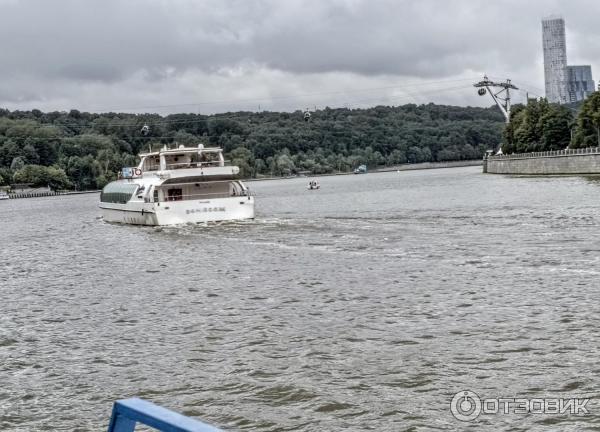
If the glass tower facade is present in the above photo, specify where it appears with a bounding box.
[542,17,568,104]
[566,65,595,103]
[542,16,594,104]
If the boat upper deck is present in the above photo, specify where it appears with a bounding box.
[138,144,226,172]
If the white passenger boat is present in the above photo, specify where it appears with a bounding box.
[99,144,254,225]
[0,191,9,200]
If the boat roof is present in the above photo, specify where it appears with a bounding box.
[139,145,222,158]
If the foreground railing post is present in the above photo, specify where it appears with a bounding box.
[107,398,222,432]
[107,403,136,432]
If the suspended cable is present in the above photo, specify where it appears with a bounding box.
[1,79,494,135]
[78,76,481,113]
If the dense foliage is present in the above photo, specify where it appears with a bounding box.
[502,91,600,153]
[0,104,504,189]
[502,99,573,153]
[571,91,600,149]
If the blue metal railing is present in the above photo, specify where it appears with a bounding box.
[107,398,222,432]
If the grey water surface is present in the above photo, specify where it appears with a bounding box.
[1,166,600,431]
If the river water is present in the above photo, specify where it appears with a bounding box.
[1,166,600,431]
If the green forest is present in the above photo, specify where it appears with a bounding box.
[502,91,600,153]
[0,104,504,190]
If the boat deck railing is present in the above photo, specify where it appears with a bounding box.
[160,191,251,202]
[164,161,225,170]
[140,161,232,172]
[490,146,600,160]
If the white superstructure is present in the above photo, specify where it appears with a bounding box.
[99,144,254,225]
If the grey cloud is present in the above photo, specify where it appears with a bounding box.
[54,64,124,83]
[0,0,598,112]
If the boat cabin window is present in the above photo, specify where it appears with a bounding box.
[167,188,183,201]
[163,151,223,170]
[100,183,139,204]
[154,181,243,202]
[142,155,160,171]
[198,152,220,166]
[231,182,246,196]
[165,154,189,169]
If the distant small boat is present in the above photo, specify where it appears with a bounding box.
[354,164,367,174]
[307,180,320,190]
[0,191,9,200]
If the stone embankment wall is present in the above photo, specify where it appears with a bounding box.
[484,147,600,174]
[376,159,482,173]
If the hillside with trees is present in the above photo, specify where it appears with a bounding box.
[0,104,505,190]
[502,91,600,153]
[571,91,600,148]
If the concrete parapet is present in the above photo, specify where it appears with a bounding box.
[486,147,600,174]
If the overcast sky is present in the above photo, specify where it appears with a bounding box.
[0,0,598,114]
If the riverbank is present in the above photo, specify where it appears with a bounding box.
[2,160,483,197]
[374,159,482,172]
[248,159,482,182]
[6,190,100,199]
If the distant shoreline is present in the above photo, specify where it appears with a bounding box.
[247,159,482,182]
[5,190,101,199]
[3,160,483,198]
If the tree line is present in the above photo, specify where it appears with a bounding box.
[0,103,506,190]
[502,91,600,153]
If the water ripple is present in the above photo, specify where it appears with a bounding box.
[2,168,600,431]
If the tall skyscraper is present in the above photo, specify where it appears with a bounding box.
[566,65,595,102]
[542,17,568,104]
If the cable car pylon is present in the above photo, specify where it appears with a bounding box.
[473,75,518,124]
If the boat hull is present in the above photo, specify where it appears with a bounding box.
[100,196,254,226]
